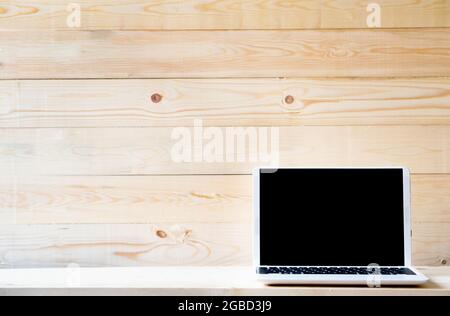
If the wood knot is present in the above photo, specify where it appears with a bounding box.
[156,230,167,238]
[441,258,447,265]
[184,229,193,239]
[151,93,163,103]
[284,95,295,105]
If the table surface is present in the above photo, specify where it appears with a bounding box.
[0,267,449,296]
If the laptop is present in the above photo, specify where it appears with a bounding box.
[254,167,428,285]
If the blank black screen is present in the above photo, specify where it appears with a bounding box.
[259,169,405,266]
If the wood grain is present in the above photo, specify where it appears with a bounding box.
[0,222,446,268]
[0,223,251,268]
[0,175,448,225]
[0,1,449,30]
[320,0,450,29]
[0,175,447,267]
[0,175,252,224]
[412,175,450,223]
[1,1,449,273]
[413,223,450,266]
[0,126,448,176]
[2,78,450,128]
[0,29,449,79]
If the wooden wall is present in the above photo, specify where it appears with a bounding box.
[0,0,449,268]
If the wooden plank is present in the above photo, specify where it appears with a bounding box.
[0,175,252,224]
[0,29,449,79]
[0,175,448,225]
[0,0,321,30]
[413,223,450,266]
[0,126,448,176]
[0,1,449,30]
[320,0,450,29]
[0,222,446,268]
[0,175,447,267]
[2,78,450,128]
[0,267,450,296]
[0,223,251,268]
[412,175,450,223]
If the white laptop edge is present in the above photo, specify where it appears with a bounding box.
[253,167,429,285]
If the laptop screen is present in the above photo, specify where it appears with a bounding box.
[259,168,406,267]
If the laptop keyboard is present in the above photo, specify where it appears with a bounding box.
[259,267,416,275]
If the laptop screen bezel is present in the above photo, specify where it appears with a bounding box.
[253,167,412,268]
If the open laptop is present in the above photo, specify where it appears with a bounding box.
[254,167,428,285]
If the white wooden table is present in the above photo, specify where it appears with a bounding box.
[0,267,449,296]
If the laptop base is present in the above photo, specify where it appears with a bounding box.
[257,267,428,285]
